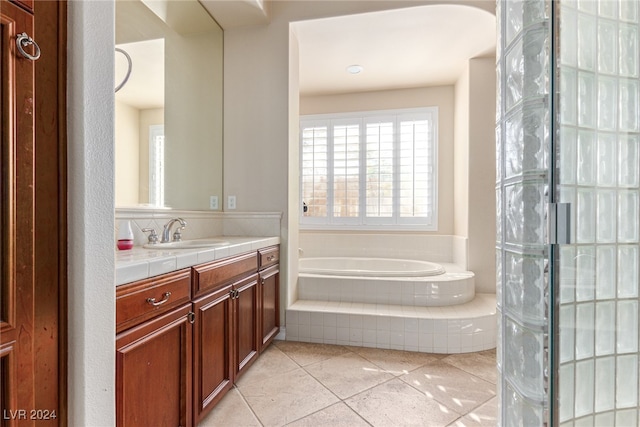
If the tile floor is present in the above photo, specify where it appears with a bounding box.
[199,340,497,427]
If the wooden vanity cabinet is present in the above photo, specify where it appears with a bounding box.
[258,246,280,351]
[116,246,279,425]
[116,303,193,427]
[191,254,260,423]
[115,269,194,427]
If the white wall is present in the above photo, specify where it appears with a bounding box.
[453,57,496,293]
[454,65,470,238]
[67,1,115,425]
[65,1,496,423]
[467,58,496,294]
[287,29,301,307]
[165,28,223,210]
[224,0,495,306]
[115,100,140,206]
[301,86,455,235]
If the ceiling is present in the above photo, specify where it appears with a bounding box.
[293,4,496,96]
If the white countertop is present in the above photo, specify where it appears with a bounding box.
[116,236,280,286]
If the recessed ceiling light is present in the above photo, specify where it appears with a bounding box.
[346,65,363,74]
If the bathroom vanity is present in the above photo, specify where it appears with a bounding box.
[115,239,279,426]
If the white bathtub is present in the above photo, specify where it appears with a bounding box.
[299,257,445,277]
[298,257,474,307]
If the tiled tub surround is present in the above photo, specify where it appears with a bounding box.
[298,262,475,307]
[116,236,280,285]
[292,234,496,354]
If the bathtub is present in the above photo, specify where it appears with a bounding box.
[299,257,445,277]
[298,257,474,307]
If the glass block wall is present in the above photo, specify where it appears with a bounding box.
[496,0,552,424]
[556,1,640,425]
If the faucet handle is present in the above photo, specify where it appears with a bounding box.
[172,220,186,242]
[142,228,159,244]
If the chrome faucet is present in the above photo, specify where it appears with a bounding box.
[161,218,187,243]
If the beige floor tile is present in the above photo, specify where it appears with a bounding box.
[401,361,496,414]
[304,352,395,399]
[446,397,498,427]
[478,349,496,359]
[285,402,370,427]
[441,352,497,385]
[352,347,444,376]
[345,378,461,427]
[198,387,261,427]
[238,367,339,426]
[275,340,352,366]
[235,344,300,388]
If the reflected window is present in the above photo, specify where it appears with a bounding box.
[149,124,165,207]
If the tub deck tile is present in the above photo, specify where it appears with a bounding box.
[287,294,497,354]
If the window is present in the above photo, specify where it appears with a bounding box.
[149,124,165,207]
[300,107,438,230]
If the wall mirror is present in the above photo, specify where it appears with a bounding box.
[115,0,223,210]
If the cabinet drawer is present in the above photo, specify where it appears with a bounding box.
[116,269,191,333]
[258,246,279,269]
[192,252,257,298]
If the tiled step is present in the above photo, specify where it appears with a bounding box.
[286,294,496,354]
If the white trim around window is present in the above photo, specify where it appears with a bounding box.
[299,107,438,231]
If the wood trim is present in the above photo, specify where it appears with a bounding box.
[33,1,67,424]
[0,342,17,427]
[55,2,68,423]
[9,0,33,13]
[0,1,18,337]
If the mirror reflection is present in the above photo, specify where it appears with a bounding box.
[115,0,223,210]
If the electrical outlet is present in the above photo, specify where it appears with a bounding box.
[227,195,236,210]
[209,196,218,210]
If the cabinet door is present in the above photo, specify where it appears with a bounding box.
[192,284,233,423]
[116,304,193,427]
[260,265,280,351]
[234,274,259,378]
[1,1,36,421]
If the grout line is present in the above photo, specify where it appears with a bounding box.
[231,385,265,427]
[226,340,497,426]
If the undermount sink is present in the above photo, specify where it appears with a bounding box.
[143,238,230,250]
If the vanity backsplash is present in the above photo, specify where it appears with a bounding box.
[115,208,282,247]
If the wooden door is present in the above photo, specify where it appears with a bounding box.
[234,274,259,378]
[259,265,279,351]
[1,1,66,425]
[116,304,193,427]
[1,1,37,424]
[192,284,233,423]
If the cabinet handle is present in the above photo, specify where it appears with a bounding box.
[187,312,195,324]
[267,255,275,261]
[146,292,171,306]
[16,32,41,61]
[229,289,239,299]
